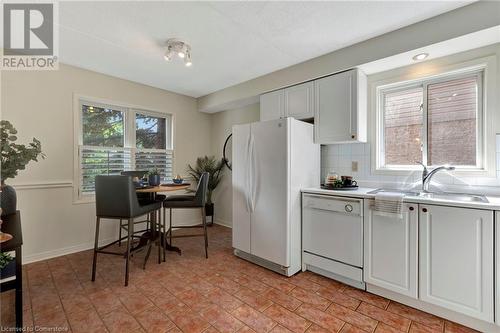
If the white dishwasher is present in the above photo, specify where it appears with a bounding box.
[302,193,364,289]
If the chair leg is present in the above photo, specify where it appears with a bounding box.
[202,208,208,259]
[169,208,173,246]
[125,218,133,286]
[118,219,122,247]
[162,208,166,262]
[156,210,161,264]
[91,217,100,281]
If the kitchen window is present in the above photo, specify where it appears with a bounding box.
[76,99,173,200]
[376,70,484,171]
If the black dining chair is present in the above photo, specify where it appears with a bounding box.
[118,171,164,246]
[92,175,162,286]
[162,172,210,259]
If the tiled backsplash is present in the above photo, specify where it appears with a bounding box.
[321,134,500,196]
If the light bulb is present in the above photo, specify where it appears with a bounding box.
[412,53,429,61]
[185,61,192,67]
[178,51,185,58]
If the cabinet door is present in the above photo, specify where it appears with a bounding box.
[260,90,284,121]
[364,201,418,298]
[232,124,251,253]
[496,212,500,326]
[419,205,494,322]
[284,81,314,120]
[314,69,357,143]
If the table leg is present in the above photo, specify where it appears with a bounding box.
[15,247,22,330]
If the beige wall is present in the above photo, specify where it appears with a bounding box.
[1,63,212,262]
[198,1,500,112]
[209,103,260,227]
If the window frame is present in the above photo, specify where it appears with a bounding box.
[73,95,174,203]
[373,63,490,176]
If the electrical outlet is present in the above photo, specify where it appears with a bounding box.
[352,161,358,172]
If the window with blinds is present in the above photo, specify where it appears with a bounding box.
[379,70,482,169]
[78,100,173,197]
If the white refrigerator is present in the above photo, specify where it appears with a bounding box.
[232,117,320,276]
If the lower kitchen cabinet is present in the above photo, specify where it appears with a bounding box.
[419,204,494,322]
[496,211,500,327]
[364,200,418,298]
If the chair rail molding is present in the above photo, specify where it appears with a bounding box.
[11,180,73,191]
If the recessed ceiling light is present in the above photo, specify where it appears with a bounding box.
[412,53,429,61]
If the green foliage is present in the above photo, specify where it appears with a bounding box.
[187,156,225,204]
[136,114,166,149]
[82,105,124,147]
[148,168,161,176]
[1,120,45,183]
[0,252,13,269]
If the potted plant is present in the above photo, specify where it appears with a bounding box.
[187,156,225,224]
[148,168,161,186]
[0,252,14,279]
[0,120,45,216]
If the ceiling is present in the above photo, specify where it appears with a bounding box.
[58,1,472,98]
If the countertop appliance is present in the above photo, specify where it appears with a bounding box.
[302,193,364,289]
[232,118,319,276]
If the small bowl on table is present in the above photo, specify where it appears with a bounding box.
[173,178,184,184]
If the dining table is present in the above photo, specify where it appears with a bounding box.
[136,183,190,257]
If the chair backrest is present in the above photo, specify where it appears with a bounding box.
[121,171,147,179]
[193,172,210,206]
[95,175,139,218]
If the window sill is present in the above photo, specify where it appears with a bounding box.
[73,196,95,205]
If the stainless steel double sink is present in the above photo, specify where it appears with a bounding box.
[368,189,489,203]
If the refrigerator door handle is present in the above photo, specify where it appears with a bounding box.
[245,133,252,212]
[249,134,257,212]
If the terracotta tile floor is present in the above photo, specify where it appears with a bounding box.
[1,224,479,333]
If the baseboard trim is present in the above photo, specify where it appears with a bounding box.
[214,218,232,228]
[23,218,219,265]
[23,237,116,264]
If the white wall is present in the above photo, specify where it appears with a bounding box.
[198,2,500,112]
[322,44,500,195]
[209,104,260,227]
[1,64,212,263]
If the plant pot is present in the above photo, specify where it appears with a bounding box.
[0,184,17,216]
[205,203,214,217]
[0,259,16,280]
[148,175,161,186]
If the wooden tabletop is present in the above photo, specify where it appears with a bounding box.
[136,184,190,193]
[0,211,22,251]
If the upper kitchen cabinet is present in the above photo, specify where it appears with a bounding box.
[284,81,314,120]
[260,82,314,121]
[419,205,494,322]
[314,69,367,144]
[260,89,284,121]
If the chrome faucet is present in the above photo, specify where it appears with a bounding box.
[416,162,455,192]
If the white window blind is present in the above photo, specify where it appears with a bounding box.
[135,150,173,182]
[79,146,132,194]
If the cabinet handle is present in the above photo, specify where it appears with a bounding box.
[409,206,414,211]
[345,204,353,213]
[351,134,356,139]
[422,208,428,213]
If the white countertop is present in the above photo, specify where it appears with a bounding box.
[302,187,500,211]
